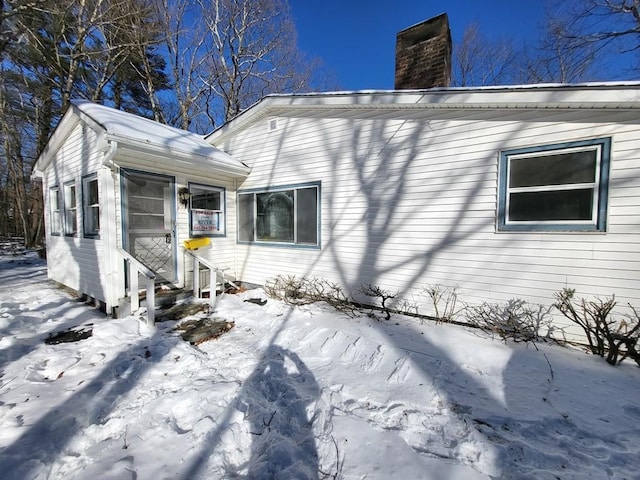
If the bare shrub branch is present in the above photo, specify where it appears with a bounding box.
[465,298,557,343]
[264,275,359,316]
[554,288,640,365]
[358,283,399,320]
[423,284,462,323]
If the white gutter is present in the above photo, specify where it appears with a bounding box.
[110,140,250,177]
[207,84,640,144]
[103,140,118,171]
[101,139,120,312]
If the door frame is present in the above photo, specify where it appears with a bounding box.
[120,168,177,283]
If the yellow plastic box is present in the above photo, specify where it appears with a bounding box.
[183,237,211,250]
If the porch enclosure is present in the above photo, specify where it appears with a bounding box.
[121,169,177,284]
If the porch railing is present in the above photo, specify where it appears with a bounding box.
[182,247,224,308]
[116,246,156,327]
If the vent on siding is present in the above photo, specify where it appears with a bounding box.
[268,117,279,132]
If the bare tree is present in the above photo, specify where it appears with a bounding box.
[453,15,602,86]
[513,17,599,84]
[198,0,320,125]
[0,0,169,245]
[547,0,640,76]
[452,23,518,87]
[152,0,329,132]
[153,0,210,130]
[0,0,331,244]
[0,0,48,53]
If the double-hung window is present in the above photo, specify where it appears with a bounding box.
[82,174,100,238]
[49,186,62,236]
[238,182,320,246]
[64,182,77,236]
[498,138,611,232]
[189,183,225,236]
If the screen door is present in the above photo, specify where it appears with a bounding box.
[122,170,176,283]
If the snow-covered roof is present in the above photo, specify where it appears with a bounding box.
[34,100,249,178]
[206,81,640,144]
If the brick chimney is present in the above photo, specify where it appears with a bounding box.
[395,13,452,90]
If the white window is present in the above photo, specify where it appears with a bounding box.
[49,186,61,235]
[238,182,320,246]
[82,174,100,238]
[64,182,77,236]
[189,183,225,236]
[498,138,611,232]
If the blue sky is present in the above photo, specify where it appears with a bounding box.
[289,1,550,89]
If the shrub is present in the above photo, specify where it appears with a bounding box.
[423,284,461,323]
[264,275,359,316]
[554,288,640,366]
[358,283,399,320]
[465,298,557,343]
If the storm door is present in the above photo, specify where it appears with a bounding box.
[122,170,176,283]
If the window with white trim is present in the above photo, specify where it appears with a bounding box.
[49,186,61,235]
[238,182,320,246]
[189,183,225,236]
[82,174,100,238]
[498,138,611,232]
[64,182,77,236]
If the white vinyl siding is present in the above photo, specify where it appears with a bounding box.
[179,176,238,290]
[44,123,108,303]
[216,107,640,340]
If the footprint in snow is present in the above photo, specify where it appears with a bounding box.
[362,344,387,373]
[387,356,412,384]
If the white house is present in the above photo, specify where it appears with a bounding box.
[206,84,640,338]
[31,100,250,321]
[32,14,640,338]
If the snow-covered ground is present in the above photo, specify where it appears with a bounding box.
[0,249,639,480]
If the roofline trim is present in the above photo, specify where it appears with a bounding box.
[206,82,640,144]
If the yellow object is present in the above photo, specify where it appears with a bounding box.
[183,237,211,250]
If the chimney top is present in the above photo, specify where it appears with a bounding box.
[395,13,452,90]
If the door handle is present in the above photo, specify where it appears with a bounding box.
[165,233,172,244]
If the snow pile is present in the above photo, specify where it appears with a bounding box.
[0,250,639,479]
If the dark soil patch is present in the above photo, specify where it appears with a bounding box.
[175,318,235,345]
[44,324,93,345]
[244,298,267,306]
[156,302,210,322]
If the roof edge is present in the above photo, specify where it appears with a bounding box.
[206,81,640,144]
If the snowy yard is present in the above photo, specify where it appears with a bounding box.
[0,250,639,479]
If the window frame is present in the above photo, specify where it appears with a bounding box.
[237,181,321,248]
[49,186,62,236]
[82,173,100,239]
[63,181,78,236]
[188,182,226,237]
[497,138,611,232]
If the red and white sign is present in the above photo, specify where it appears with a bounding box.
[191,209,220,232]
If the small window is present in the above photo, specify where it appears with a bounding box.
[498,138,611,232]
[64,182,77,236]
[238,182,320,247]
[189,183,225,236]
[49,186,61,236]
[82,174,100,238]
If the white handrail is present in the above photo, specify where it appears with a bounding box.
[182,247,218,308]
[116,247,156,327]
